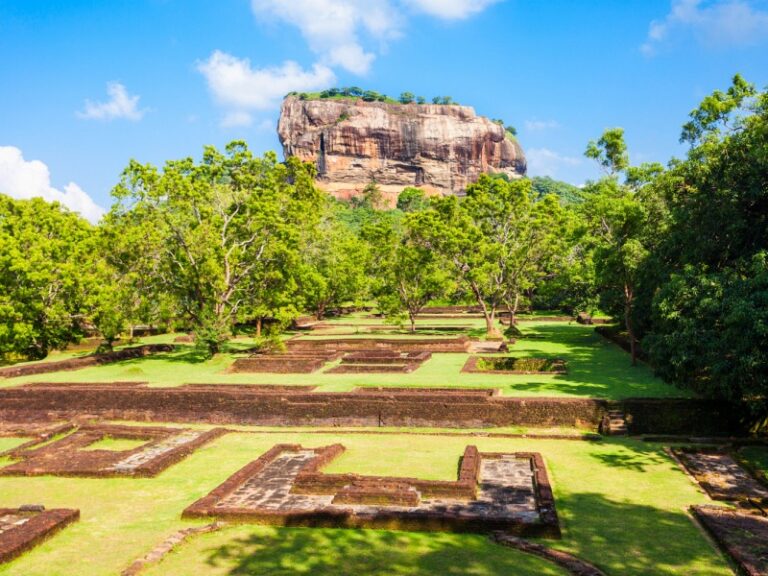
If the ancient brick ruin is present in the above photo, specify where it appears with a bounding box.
[183,443,560,537]
[0,424,225,477]
[0,507,79,564]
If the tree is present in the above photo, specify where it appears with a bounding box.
[362,213,449,331]
[530,176,582,205]
[396,187,429,213]
[585,128,629,175]
[581,177,648,364]
[416,96,426,105]
[351,180,387,211]
[639,76,768,413]
[111,142,322,355]
[399,92,415,104]
[411,175,554,338]
[0,195,93,360]
[299,207,368,320]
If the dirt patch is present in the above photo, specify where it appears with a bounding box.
[183,444,559,537]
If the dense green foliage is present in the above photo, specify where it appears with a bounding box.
[2,76,767,415]
[530,176,582,204]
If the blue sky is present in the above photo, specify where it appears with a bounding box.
[1,0,767,221]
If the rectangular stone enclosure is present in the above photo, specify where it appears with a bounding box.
[0,424,226,477]
[0,507,79,564]
[184,444,560,537]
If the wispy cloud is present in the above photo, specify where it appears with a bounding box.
[642,0,768,55]
[403,0,502,20]
[0,146,105,223]
[250,0,502,75]
[251,0,402,75]
[524,119,560,132]
[526,148,582,179]
[198,51,335,127]
[77,82,146,121]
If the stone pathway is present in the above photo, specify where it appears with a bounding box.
[675,450,768,504]
[108,431,206,473]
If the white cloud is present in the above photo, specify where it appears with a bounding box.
[198,51,336,127]
[642,0,768,55]
[251,0,402,74]
[403,0,501,20]
[77,82,146,121]
[524,119,560,132]
[0,146,105,223]
[526,148,582,179]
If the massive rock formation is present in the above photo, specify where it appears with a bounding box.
[278,96,526,202]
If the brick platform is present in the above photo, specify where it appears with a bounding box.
[692,505,768,576]
[0,424,226,477]
[0,384,605,429]
[672,448,768,507]
[0,507,79,564]
[183,444,560,537]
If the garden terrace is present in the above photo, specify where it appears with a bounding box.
[327,350,433,374]
[0,507,79,564]
[0,384,606,429]
[183,443,559,537]
[0,345,174,379]
[0,424,226,477]
[463,357,567,375]
[0,422,76,458]
[691,505,768,576]
[286,336,471,353]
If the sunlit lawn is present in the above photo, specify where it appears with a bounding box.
[0,322,682,400]
[0,430,729,576]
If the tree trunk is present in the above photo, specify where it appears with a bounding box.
[256,317,262,338]
[624,283,636,366]
[510,292,520,325]
[409,311,416,333]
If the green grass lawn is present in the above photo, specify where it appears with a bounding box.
[0,322,682,400]
[0,429,729,576]
[0,437,30,453]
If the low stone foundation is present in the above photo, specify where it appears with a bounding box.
[183,443,560,537]
[0,424,226,477]
[0,507,79,564]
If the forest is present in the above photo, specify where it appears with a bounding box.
[1,75,766,414]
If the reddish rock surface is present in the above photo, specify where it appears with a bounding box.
[278,96,526,203]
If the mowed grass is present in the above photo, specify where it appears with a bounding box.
[0,429,730,576]
[0,322,681,400]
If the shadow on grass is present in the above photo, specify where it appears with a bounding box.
[555,492,725,575]
[194,490,726,576]
[507,324,680,400]
[202,527,564,576]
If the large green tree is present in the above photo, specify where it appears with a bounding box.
[0,195,93,360]
[641,75,768,412]
[111,142,322,354]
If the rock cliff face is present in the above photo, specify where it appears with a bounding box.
[278,96,526,202]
